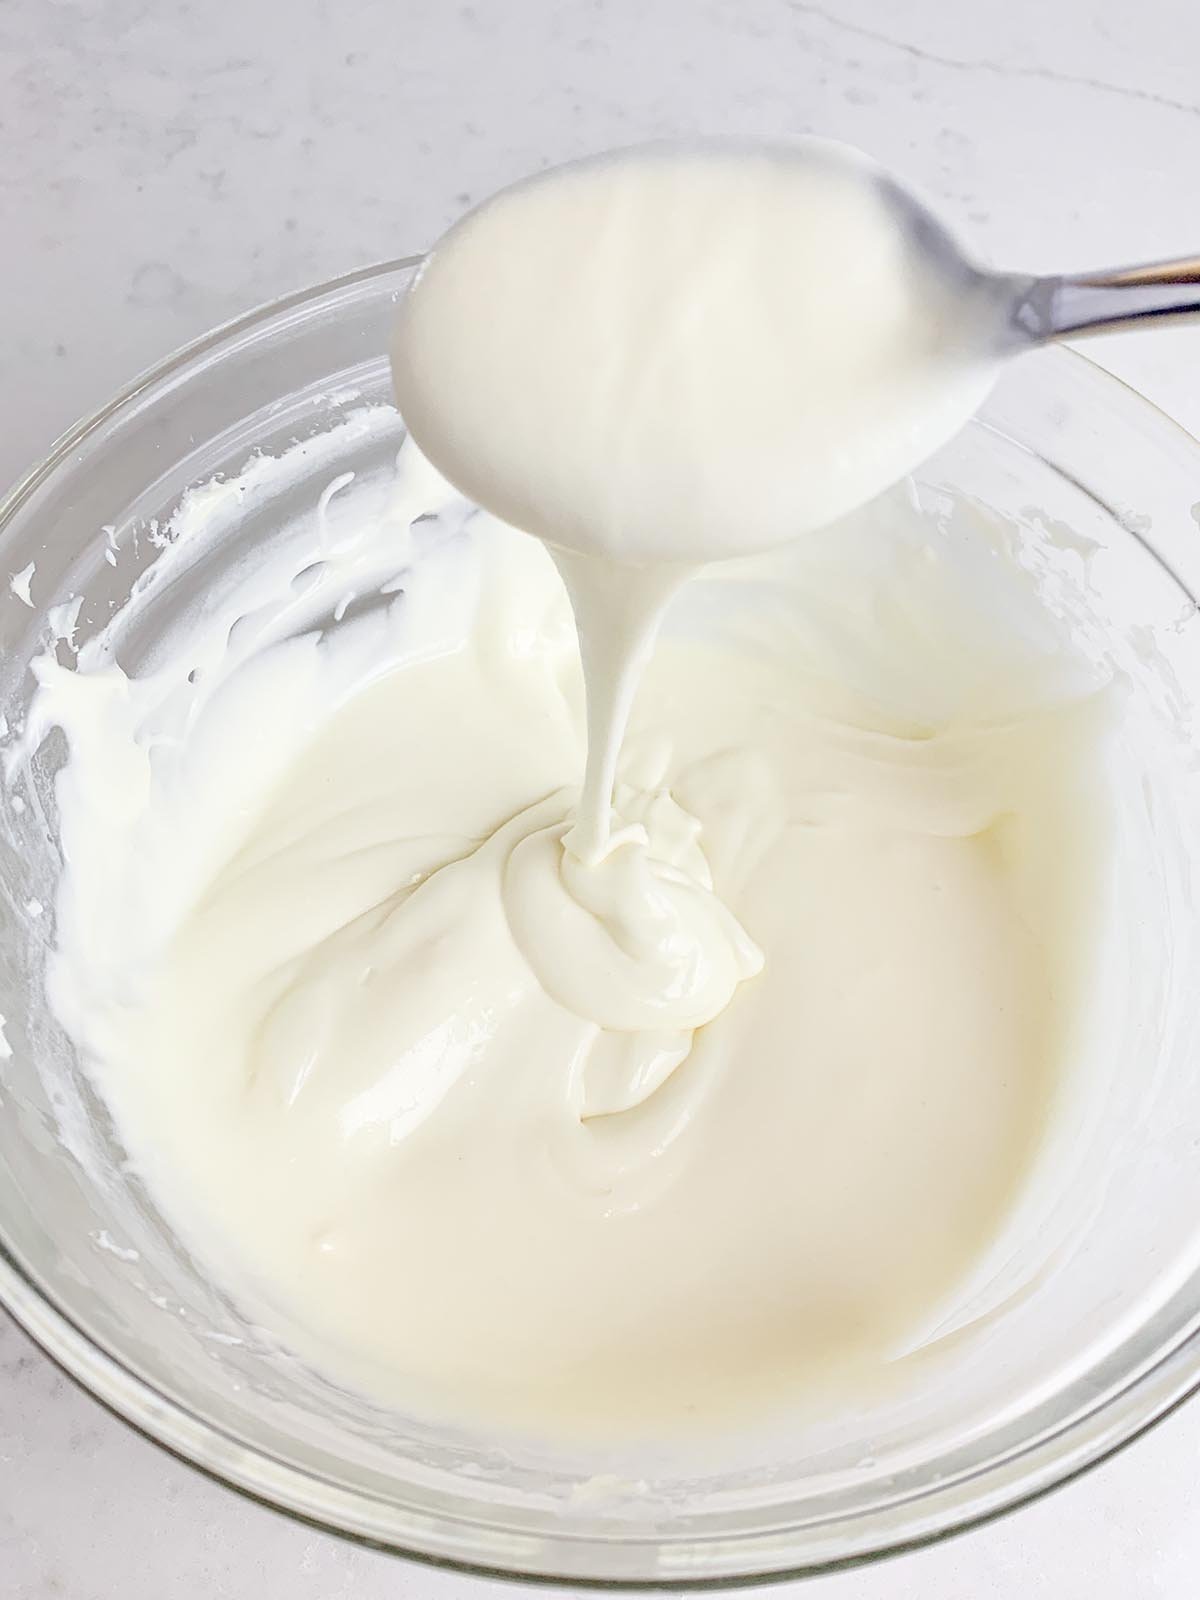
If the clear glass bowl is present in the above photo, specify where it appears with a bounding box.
[4,260,1200,1587]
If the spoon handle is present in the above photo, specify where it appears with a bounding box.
[1012,255,1200,342]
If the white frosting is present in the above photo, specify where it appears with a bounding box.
[391,137,1002,872]
[29,436,1117,1439]
[24,143,1122,1442]
[391,140,997,564]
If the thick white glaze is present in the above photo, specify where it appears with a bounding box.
[31,437,1117,1438]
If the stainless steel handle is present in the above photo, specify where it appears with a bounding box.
[1012,255,1200,342]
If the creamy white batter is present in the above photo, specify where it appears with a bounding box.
[392,141,1000,565]
[32,449,1115,1437]
[30,142,1119,1441]
[393,139,1004,862]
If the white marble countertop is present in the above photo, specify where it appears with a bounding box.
[4,1,1200,1594]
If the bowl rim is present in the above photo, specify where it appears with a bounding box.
[5,256,1200,1587]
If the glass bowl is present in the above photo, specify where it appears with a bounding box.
[3,259,1200,1588]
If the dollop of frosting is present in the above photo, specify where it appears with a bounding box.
[505,786,762,1034]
